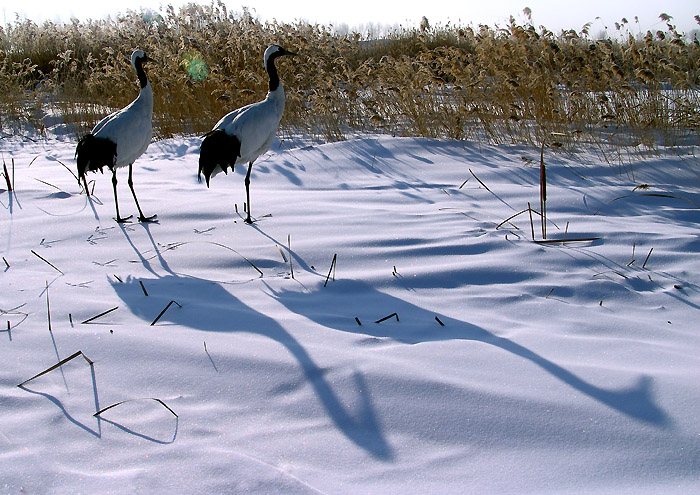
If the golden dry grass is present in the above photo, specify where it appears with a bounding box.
[1,2,699,151]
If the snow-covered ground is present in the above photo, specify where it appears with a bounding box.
[2,134,699,494]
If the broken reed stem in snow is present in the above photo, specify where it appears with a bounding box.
[3,257,9,269]
[139,280,149,296]
[2,160,12,191]
[355,317,362,326]
[469,169,491,192]
[497,207,563,238]
[82,306,119,324]
[534,237,600,244]
[31,250,63,275]
[80,178,92,195]
[375,312,399,324]
[35,178,61,190]
[94,397,178,419]
[643,247,654,268]
[287,234,294,279]
[459,177,470,189]
[593,270,629,280]
[56,159,79,183]
[45,281,52,333]
[528,202,535,240]
[205,241,263,277]
[435,316,445,326]
[17,350,94,387]
[151,300,182,326]
[276,244,288,262]
[540,141,547,240]
[204,341,219,372]
[324,254,337,287]
[497,208,543,231]
[630,241,637,266]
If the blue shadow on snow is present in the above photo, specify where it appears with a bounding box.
[110,272,393,460]
[268,278,671,428]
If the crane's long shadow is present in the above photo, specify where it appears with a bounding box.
[110,274,392,460]
[268,279,671,427]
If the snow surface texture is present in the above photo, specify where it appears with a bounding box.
[1,135,699,494]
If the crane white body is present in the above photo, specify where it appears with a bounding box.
[207,87,284,180]
[91,85,153,168]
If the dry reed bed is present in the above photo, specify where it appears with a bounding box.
[1,2,699,149]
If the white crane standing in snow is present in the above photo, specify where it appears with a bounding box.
[75,49,156,223]
[198,45,296,224]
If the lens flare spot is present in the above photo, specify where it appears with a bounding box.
[184,52,209,82]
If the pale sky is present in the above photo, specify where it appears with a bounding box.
[3,1,699,35]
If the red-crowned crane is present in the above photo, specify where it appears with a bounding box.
[76,49,156,223]
[198,45,296,224]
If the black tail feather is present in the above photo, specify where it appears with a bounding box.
[75,134,117,179]
[199,129,241,187]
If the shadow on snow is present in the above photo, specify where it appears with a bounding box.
[267,278,672,428]
[110,225,392,459]
[110,221,671,460]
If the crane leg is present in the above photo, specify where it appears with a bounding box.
[244,162,253,224]
[82,176,91,196]
[128,164,157,222]
[112,169,132,223]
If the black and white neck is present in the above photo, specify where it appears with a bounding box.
[131,49,151,89]
[264,45,293,92]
